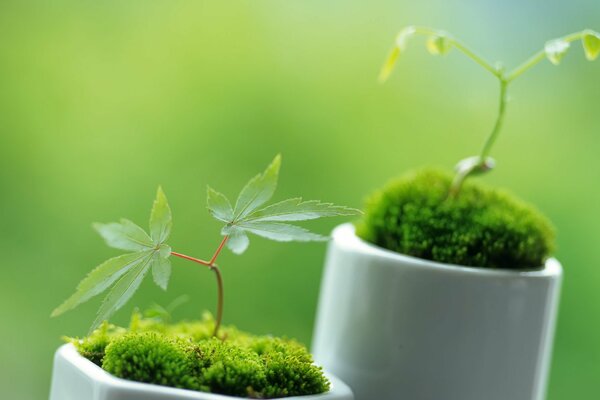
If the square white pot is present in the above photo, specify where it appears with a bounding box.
[49,343,354,400]
[312,223,562,400]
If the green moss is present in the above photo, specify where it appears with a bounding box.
[197,338,266,397]
[103,332,202,390]
[71,313,329,398]
[249,337,330,398]
[66,321,125,366]
[356,168,555,269]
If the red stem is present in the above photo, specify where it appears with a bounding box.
[210,236,229,265]
[171,252,211,266]
[170,236,229,337]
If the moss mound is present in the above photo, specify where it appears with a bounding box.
[67,312,329,398]
[355,168,555,269]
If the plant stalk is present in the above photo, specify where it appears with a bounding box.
[403,28,591,196]
[171,235,229,337]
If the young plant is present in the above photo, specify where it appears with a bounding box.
[379,26,600,195]
[52,155,360,336]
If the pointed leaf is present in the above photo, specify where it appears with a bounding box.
[582,30,600,61]
[93,219,153,252]
[236,221,328,242]
[233,155,281,220]
[207,186,234,223]
[378,46,400,83]
[51,251,150,317]
[426,35,452,55]
[150,186,172,245]
[151,253,171,291]
[545,39,570,65]
[224,227,250,254]
[90,254,153,333]
[244,198,362,222]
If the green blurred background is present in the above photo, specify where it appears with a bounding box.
[0,0,598,398]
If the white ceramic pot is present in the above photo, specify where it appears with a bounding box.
[49,343,354,400]
[312,223,562,400]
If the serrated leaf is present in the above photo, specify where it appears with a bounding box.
[426,35,452,55]
[150,186,172,245]
[545,39,571,65]
[51,251,151,317]
[582,30,600,61]
[207,186,234,222]
[236,221,328,242]
[233,155,281,221]
[90,253,153,333]
[93,219,153,252]
[244,198,362,222]
[225,227,250,255]
[151,253,171,291]
[378,46,400,83]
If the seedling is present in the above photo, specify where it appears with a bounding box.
[52,155,360,336]
[380,26,600,195]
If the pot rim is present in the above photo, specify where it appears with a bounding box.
[332,223,561,278]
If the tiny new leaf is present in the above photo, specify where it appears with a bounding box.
[379,26,416,83]
[51,186,173,333]
[426,35,452,55]
[545,39,571,65]
[207,155,362,255]
[582,30,600,61]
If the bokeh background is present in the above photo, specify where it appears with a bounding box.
[1,0,599,398]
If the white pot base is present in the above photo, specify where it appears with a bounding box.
[312,223,562,400]
[50,344,354,400]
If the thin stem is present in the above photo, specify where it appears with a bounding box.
[506,31,587,82]
[451,40,501,78]
[479,79,508,160]
[210,236,229,265]
[170,235,229,337]
[412,26,500,77]
[505,50,545,82]
[210,265,224,337]
[171,252,211,266]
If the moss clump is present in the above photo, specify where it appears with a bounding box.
[356,168,555,269]
[103,333,202,390]
[249,337,328,398]
[70,312,330,398]
[197,338,267,397]
[66,321,125,366]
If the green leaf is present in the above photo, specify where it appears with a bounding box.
[90,253,153,333]
[224,227,250,255]
[545,39,571,65]
[244,198,362,222]
[234,221,328,242]
[207,186,234,222]
[233,155,281,220]
[51,251,151,317]
[93,219,153,252]
[151,252,172,291]
[378,46,400,83]
[582,30,600,61]
[149,186,172,245]
[426,35,452,55]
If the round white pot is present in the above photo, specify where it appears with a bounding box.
[312,223,562,400]
[49,343,354,400]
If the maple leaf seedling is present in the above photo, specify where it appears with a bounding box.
[379,26,600,196]
[51,155,361,336]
